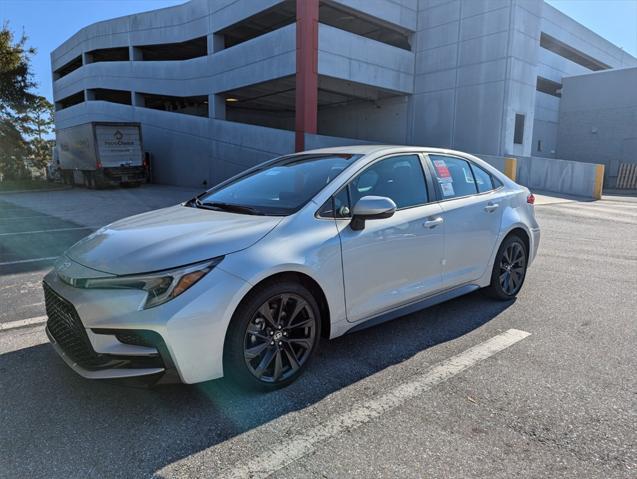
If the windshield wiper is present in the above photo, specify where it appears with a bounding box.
[185,194,206,208]
[199,201,265,215]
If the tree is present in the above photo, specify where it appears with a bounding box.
[0,22,39,179]
[20,96,54,169]
[0,119,28,179]
[0,22,36,117]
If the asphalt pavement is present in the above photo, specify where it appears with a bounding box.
[0,187,635,478]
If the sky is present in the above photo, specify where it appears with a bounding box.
[1,0,636,103]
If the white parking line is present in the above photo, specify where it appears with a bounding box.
[0,226,93,237]
[0,257,58,266]
[220,328,531,479]
[0,315,47,331]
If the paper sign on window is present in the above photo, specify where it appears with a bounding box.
[433,159,451,180]
[440,182,455,197]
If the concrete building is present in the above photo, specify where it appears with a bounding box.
[51,0,637,187]
[557,66,637,187]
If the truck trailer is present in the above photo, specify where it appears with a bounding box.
[56,122,146,188]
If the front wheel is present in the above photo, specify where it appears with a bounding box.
[485,235,528,300]
[223,281,321,391]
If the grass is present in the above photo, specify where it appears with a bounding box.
[0,179,67,193]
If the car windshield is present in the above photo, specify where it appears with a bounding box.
[195,154,359,216]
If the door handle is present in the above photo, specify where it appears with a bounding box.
[484,202,499,212]
[424,217,444,228]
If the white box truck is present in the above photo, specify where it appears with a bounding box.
[56,122,146,188]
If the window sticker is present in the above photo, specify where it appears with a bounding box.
[440,182,455,197]
[464,167,474,184]
[433,159,451,180]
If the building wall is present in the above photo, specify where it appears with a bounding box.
[409,0,542,157]
[557,67,637,185]
[50,0,637,188]
[531,4,637,158]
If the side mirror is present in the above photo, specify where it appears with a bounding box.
[351,196,397,231]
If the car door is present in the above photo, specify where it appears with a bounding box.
[425,154,504,288]
[334,154,445,323]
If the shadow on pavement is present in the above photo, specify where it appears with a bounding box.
[0,291,512,478]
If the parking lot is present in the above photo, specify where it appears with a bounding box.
[0,186,636,478]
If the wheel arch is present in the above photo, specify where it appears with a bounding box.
[501,226,530,255]
[233,271,332,340]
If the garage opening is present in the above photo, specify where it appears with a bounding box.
[221,75,405,142]
[55,91,85,111]
[134,36,207,61]
[88,88,132,105]
[540,33,610,71]
[536,76,562,98]
[218,0,411,51]
[86,47,129,63]
[319,1,412,50]
[53,55,82,79]
[139,92,208,117]
[219,0,296,49]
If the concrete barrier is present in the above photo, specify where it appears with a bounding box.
[477,153,604,199]
[516,156,603,198]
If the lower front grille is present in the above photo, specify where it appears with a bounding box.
[44,282,166,373]
[44,282,108,369]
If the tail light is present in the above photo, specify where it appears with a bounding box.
[527,193,535,205]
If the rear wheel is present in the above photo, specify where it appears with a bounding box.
[223,281,321,390]
[485,235,528,300]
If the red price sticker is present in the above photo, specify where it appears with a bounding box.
[433,159,451,178]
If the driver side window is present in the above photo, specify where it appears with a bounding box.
[349,155,428,209]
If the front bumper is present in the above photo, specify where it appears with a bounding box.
[43,262,251,384]
[46,327,165,380]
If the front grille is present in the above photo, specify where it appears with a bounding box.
[44,283,108,369]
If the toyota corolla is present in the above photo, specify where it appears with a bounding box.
[43,146,540,390]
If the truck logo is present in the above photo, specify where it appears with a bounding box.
[105,129,134,147]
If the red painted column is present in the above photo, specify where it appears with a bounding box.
[295,0,319,152]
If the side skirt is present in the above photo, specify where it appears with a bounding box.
[345,284,480,335]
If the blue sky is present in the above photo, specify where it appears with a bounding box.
[1,0,636,102]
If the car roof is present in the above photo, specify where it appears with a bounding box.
[301,144,479,158]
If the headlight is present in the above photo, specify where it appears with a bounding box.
[73,257,223,309]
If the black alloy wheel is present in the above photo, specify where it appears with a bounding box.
[486,235,528,300]
[499,241,526,295]
[243,293,316,383]
[224,281,321,390]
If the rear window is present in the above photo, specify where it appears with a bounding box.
[429,155,478,199]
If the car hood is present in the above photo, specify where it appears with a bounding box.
[66,205,282,275]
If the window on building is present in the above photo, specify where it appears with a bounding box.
[135,36,207,61]
[536,76,562,98]
[53,55,82,79]
[537,140,542,152]
[139,93,208,117]
[429,155,478,199]
[89,88,132,105]
[86,47,129,63]
[55,91,85,111]
[514,114,525,145]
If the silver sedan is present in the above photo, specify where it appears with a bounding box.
[43,146,540,390]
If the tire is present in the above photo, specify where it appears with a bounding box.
[223,280,321,391]
[484,234,528,300]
